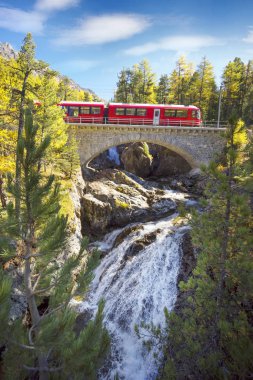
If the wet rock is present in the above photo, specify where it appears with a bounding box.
[150,144,191,177]
[178,232,196,283]
[113,225,144,248]
[121,142,153,178]
[173,232,197,316]
[122,230,160,261]
[81,169,177,237]
[74,309,94,335]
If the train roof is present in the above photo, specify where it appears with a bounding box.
[58,101,105,105]
[109,103,199,109]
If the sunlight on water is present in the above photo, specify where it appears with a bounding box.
[76,210,189,379]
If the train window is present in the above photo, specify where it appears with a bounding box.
[136,108,147,116]
[192,110,200,119]
[176,110,188,118]
[115,108,125,115]
[126,108,136,115]
[164,109,176,117]
[80,107,90,114]
[91,107,101,114]
[69,106,79,117]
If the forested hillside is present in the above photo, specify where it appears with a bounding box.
[114,57,253,123]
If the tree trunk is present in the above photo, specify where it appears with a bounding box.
[24,240,49,380]
[0,175,7,208]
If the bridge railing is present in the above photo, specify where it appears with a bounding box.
[65,116,228,128]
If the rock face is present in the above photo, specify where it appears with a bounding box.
[89,143,192,178]
[150,145,191,176]
[121,142,153,178]
[0,42,17,59]
[81,169,177,237]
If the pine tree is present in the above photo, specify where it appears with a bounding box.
[156,74,170,104]
[60,133,80,179]
[0,110,110,380]
[159,118,253,379]
[33,71,68,173]
[114,60,157,104]
[12,33,48,221]
[114,68,133,103]
[168,56,194,105]
[221,57,246,120]
[188,57,217,119]
[242,60,253,124]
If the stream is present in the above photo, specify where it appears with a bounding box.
[73,189,196,379]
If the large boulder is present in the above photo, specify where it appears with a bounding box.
[81,169,177,237]
[150,145,191,177]
[121,142,153,178]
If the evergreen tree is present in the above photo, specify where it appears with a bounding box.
[160,118,253,379]
[0,110,110,380]
[33,71,68,173]
[242,60,253,124]
[168,56,194,104]
[156,74,170,104]
[188,57,217,119]
[60,133,80,179]
[114,68,133,103]
[114,60,156,104]
[137,60,156,103]
[12,33,48,221]
[221,57,246,119]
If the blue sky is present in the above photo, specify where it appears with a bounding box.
[0,0,253,100]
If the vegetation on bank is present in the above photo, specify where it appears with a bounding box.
[137,120,253,379]
[0,34,110,379]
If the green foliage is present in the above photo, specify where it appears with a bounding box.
[114,59,156,103]
[158,119,253,379]
[156,74,170,104]
[0,269,12,342]
[142,142,153,160]
[0,110,109,379]
[59,133,80,179]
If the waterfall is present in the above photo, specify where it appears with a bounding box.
[74,190,191,379]
[108,147,121,165]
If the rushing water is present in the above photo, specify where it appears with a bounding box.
[74,190,194,379]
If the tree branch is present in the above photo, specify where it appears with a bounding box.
[23,364,63,372]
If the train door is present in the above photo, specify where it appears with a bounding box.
[153,109,160,125]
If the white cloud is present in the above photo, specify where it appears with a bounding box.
[0,7,45,34]
[125,35,223,55]
[35,0,79,13]
[243,30,253,43]
[53,14,150,45]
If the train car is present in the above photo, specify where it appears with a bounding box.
[58,101,105,124]
[107,103,202,126]
[159,105,201,126]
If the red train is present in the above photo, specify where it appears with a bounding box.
[58,101,202,127]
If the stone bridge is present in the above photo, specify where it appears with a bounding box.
[70,123,226,169]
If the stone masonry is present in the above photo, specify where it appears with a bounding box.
[71,124,226,169]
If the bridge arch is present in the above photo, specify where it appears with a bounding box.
[72,124,226,169]
[86,139,197,169]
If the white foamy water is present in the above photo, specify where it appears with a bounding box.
[108,147,121,165]
[76,209,190,379]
